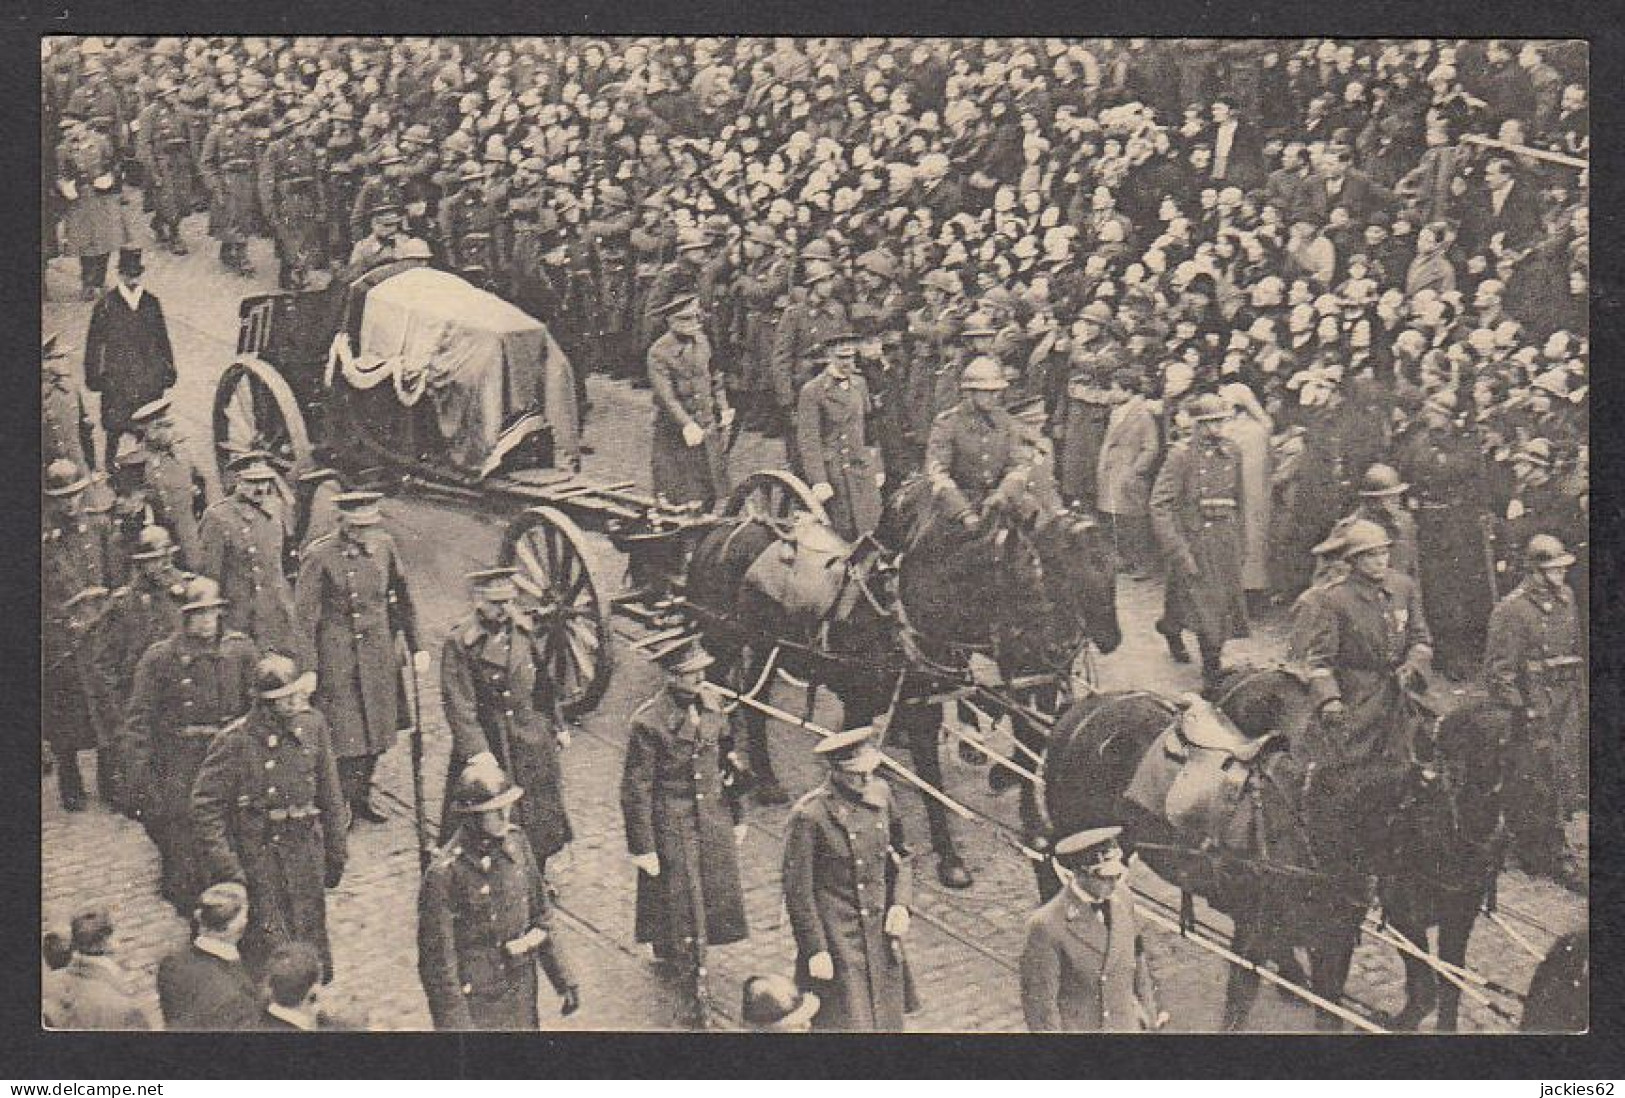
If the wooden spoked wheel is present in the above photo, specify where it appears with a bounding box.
[499,506,615,719]
[213,357,313,485]
[723,469,830,527]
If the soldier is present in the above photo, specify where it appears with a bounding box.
[41,907,152,1031]
[1340,463,1422,585]
[349,143,408,245]
[796,333,885,540]
[199,98,262,276]
[345,205,405,276]
[902,270,969,470]
[1494,439,1586,591]
[438,161,498,276]
[83,248,177,467]
[924,357,1028,533]
[418,760,581,1030]
[156,881,262,1032]
[263,109,328,290]
[439,568,575,879]
[1483,535,1585,879]
[642,226,720,355]
[192,652,349,980]
[1020,826,1166,1032]
[1301,520,1435,769]
[134,77,195,255]
[771,254,850,448]
[320,102,363,265]
[123,576,259,913]
[128,396,211,569]
[585,183,638,377]
[199,452,299,653]
[293,491,427,825]
[55,109,129,300]
[42,333,97,474]
[781,728,916,1032]
[620,638,750,1028]
[732,223,795,430]
[647,292,734,509]
[1150,393,1248,686]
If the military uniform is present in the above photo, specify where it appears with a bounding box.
[43,504,120,806]
[782,780,915,1032]
[199,495,299,652]
[134,98,196,248]
[1301,570,1433,768]
[796,370,883,540]
[1020,884,1162,1032]
[133,441,209,569]
[924,401,1026,521]
[417,824,577,1030]
[94,564,192,808]
[439,613,574,870]
[1396,423,1492,675]
[122,628,259,911]
[349,174,406,244]
[264,134,327,288]
[620,687,749,971]
[42,362,96,474]
[438,183,501,275]
[1150,434,1248,675]
[771,297,851,427]
[192,702,349,979]
[647,329,731,508]
[293,527,421,810]
[1484,575,1584,872]
[199,123,261,256]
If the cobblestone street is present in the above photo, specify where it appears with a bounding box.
[42,206,1587,1033]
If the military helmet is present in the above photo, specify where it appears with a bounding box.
[43,458,90,498]
[1338,519,1393,559]
[1357,463,1409,497]
[741,975,821,1030]
[256,652,316,700]
[959,356,1009,391]
[451,757,524,813]
[130,525,177,561]
[959,311,999,337]
[179,575,229,613]
[1526,534,1576,569]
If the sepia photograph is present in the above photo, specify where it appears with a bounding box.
[38,33,1589,1038]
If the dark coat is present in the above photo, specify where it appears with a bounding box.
[647,330,731,508]
[795,370,884,540]
[620,687,749,960]
[1291,169,1395,224]
[135,443,209,569]
[417,825,576,1030]
[782,781,915,1032]
[770,296,850,414]
[924,402,1026,520]
[1151,435,1247,644]
[192,703,348,977]
[199,495,299,653]
[293,528,420,760]
[135,100,197,225]
[156,942,263,1031]
[56,130,129,257]
[439,612,573,862]
[1485,576,1585,814]
[1020,884,1161,1032]
[42,365,96,474]
[83,288,176,424]
[200,125,262,244]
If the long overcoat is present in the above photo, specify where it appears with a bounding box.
[200,125,262,244]
[293,528,420,760]
[192,703,349,977]
[782,781,915,1032]
[135,101,197,226]
[56,129,130,256]
[795,370,884,540]
[620,687,749,961]
[83,288,176,429]
[1150,436,1247,644]
[199,495,299,653]
[647,330,731,508]
[1096,394,1161,518]
[1222,404,1274,591]
[439,613,573,863]
[1020,884,1162,1032]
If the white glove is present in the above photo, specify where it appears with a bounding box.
[631,852,661,877]
[682,422,706,448]
[733,823,749,846]
[556,725,573,749]
[57,178,78,201]
[92,173,114,190]
[407,200,428,218]
[807,951,835,981]
[884,905,911,937]
[719,406,736,429]
[810,481,836,503]
[412,650,430,676]
[874,470,886,488]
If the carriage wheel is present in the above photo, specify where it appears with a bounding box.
[499,506,615,719]
[213,357,314,486]
[723,469,830,527]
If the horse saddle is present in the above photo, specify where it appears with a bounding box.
[1124,697,1275,853]
[742,513,852,620]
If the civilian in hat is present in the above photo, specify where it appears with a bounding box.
[796,332,885,540]
[1096,367,1162,579]
[42,333,97,475]
[1299,519,1434,769]
[1484,534,1584,879]
[771,256,852,448]
[1150,392,1247,685]
[741,974,820,1032]
[199,100,263,275]
[419,759,580,1030]
[782,727,916,1031]
[42,907,152,1030]
[620,637,749,1027]
[83,248,176,467]
[925,356,1027,533]
[54,106,130,299]
[156,881,262,1031]
[123,575,259,914]
[294,490,425,824]
[199,451,299,652]
[128,396,211,568]
[648,292,734,509]
[193,651,348,980]
[439,568,574,879]
[1020,825,1165,1032]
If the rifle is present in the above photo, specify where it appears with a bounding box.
[398,633,429,874]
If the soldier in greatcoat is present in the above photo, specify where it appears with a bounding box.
[796,334,885,540]
[127,396,211,569]
[192,653,349,980]
[439,568,574,878]
[55,110,130,299]
[156,881,263,1031]
[647,293,734,509]
[620,639,750,1028]
[771,257,851,452]
[199,99,261,275]
[134,78,195,254]
[1300,520,1435,770]
[42,334,97,474]
[199,452,299,653]
[418,760,581,1030]
[924,357,1028,533]
[262,110,328,290]
[1150,393,1248,686]
[1020,826,1166,1032]
[294,491,426,824]
[1483,534,1585,878]
[122,576,259,913]
[781,728,917,1032]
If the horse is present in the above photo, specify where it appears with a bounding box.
[683,483,1119,888]
[1041,667,1512,1031]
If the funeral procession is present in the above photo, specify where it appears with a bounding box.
[40,35,1589,1034]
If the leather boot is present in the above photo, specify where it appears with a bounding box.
[936,851,973,889]
[1157,620,1191,664]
